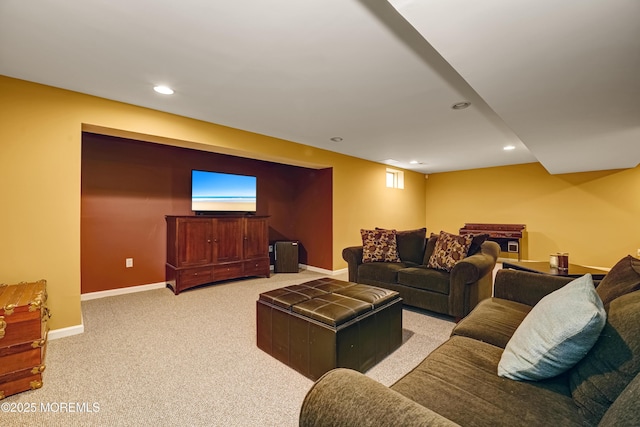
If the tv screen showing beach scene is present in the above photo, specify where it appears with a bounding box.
[191,170,257,212]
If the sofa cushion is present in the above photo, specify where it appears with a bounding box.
[498,274,606,381]
[360,229,401,263]
[569,289,640,425]
[452,298,532,348]
[358,262,407,284]
[391,336,585,427]
[395,228,427,264]
[467,233,489,256]
[397,267,450,295]
[596,255,640,308]
[598,372,640,427]
[422,233,439,265]
[427,231,473,272]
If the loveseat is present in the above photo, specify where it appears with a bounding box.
[342,229,500,319]
[300,255,640,426]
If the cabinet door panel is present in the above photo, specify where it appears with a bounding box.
[177,218,213,267]
[214,218,243,262]
[244,217,269,259]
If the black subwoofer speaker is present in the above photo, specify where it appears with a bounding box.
[275,241,299,273]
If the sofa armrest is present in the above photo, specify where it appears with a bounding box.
[447,241,500,317]
[450,241,500,284]
[300,368,459,427]
[342,246,364,283]
[494,268,575,306]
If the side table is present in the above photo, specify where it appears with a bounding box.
[502,261,608,280]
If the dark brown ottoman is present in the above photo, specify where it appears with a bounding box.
[256,278,402,380]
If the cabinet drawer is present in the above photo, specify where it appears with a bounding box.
[178,267,213,287]
[213,263,244,281]
[0,312,44,347]
[244,258,270,276]
[0,366,44,400]
[0,345,43,377]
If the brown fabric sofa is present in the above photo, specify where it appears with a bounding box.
[342,230,500,318]
[299,256,640,426]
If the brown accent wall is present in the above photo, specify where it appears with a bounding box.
[291,168,333,268]
[81,132,332,294]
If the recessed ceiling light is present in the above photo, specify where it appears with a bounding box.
[154,85,174,95]
[409,160,419,164]
[383,159,399,164]
[503,145,516,151]
[329,137,343,142]
[451,101,471,110]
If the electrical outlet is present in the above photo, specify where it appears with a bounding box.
[637,249,640,258]
[268,245,273,253]
[126,258,133,268]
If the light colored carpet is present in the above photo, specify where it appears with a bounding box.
[2,270,454,426]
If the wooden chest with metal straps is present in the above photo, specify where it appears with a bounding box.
[0,280,50,400]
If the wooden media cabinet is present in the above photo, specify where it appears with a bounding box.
[165,215,270,294]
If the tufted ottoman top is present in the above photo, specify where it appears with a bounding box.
[259,278,399,327]
[292,293,372,327]
[333,283,400,308]
[258,284,328,309]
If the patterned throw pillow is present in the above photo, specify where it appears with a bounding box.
[361,229,401,263]
[427,230,473,272]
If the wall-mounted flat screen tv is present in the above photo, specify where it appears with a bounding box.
[191,170,257,213]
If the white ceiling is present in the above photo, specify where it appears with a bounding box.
[1,0,638,174]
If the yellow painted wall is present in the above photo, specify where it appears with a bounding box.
[0,76,426,330]
[424,162,640,269]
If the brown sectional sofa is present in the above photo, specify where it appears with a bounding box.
[342,230,500,318]
[300,256,640,426]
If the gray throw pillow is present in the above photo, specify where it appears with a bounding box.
[498,274,606,381]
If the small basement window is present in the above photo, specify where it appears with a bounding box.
[386,168,404,189]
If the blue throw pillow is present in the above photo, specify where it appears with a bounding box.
[498,274,606,381]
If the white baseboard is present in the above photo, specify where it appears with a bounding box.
[53,268,348,341]
[330,267,348,276]
[584,265,611,272]
[300,264,347,276]
[48,316,85,340]
[497,257,527,263]
[81,281,167,301]
[53,281,167,341]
